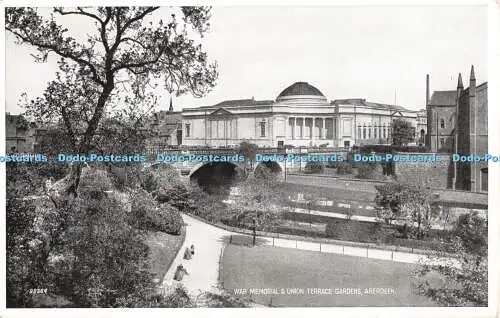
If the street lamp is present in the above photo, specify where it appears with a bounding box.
[284,157,287,181]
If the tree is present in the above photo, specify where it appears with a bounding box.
[416,211,487,306]
[238,141,259,170]
[229,166,285,244]
[6,165,179,307]
[391,118,415,146]
[7,7,218,194]
[374,181,437,239]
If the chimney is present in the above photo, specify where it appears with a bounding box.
[425,74,432,150]
[426,74,430,107]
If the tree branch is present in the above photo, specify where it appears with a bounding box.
[6,28,105,86]
[119,37,148,50]
[54,7,104,24]
[111,46,167,73]
[110,7,160,53]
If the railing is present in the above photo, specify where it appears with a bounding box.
[224,231,458,267]
[146,146,349,157]
[184,212,454,257]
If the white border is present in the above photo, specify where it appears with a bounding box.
[1,1,499,318]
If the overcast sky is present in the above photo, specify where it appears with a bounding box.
[5,5,487,114]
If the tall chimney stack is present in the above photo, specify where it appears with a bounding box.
[426,74,430,107]
[425,74,431,150]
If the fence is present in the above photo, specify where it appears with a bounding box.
[226,232,458,266]
[184,212,456,259]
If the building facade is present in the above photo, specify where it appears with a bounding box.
[425,66,488,192]
[5,113,37,153]
[416,109,427,147]
[181,82,419,148]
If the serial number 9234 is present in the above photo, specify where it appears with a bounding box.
[28,288,48,295]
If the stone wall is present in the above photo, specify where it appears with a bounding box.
[393,152,453,189]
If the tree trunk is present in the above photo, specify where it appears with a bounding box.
[58,83,114,198]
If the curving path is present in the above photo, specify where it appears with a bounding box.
[161,213,458,299]
[161,214,230,298]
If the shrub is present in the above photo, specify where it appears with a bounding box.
[187,188,228,223]
[140,165,181,194]
[79,168,114,192]
[130,190,158,229]
[254,164,277,179]
[325,160,341,169]
[304,161,324,174]
[131,191,184,235]
[454,211,487,256]
[108,165,141,191]
[56,186,155,307]
[325,219,385,243]
[356,162,384,180]
[336,161,353,175]
[156,183,190,211]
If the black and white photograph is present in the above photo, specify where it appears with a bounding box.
[1,1,498,316]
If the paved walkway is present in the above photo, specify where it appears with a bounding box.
[161,214,459,299]
[161,214,230,298]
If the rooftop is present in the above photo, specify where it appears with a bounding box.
[277,82,325,99]
[429,90,457,106]
[332,98,413,112]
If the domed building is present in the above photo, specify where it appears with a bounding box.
[181,81,419,148]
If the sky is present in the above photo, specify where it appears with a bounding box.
[5,5,488,114]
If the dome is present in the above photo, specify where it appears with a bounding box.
[277,82,324,98]
[276,82,327,103]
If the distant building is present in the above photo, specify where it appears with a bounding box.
[416,109,427,147]
[181,81,420,148]
[144,97,183,150]
[425,66,488,192]
[5,113,36,153]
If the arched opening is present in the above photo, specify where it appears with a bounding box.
[254,161,282,179]
[190,162,246,195]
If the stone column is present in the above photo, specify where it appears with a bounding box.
[309,117,314,140]
[299,117,305,139]
[311,118,315,143]
[322,117,326,140]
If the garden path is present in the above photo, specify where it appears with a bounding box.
[161,213,230,299]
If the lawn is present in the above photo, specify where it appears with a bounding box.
[142,229,186,282]
[221,244,442,307]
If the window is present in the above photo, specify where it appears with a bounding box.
[368,126,371,139]
[185,123,191,137]
[362,125,366,139]
[344,140,350,148]
[260,121,266,137]
[383,127,386,139]
[357,126,362,139]
[481,168,488,192]
[439,137,445,147]
[440,119,445,129]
